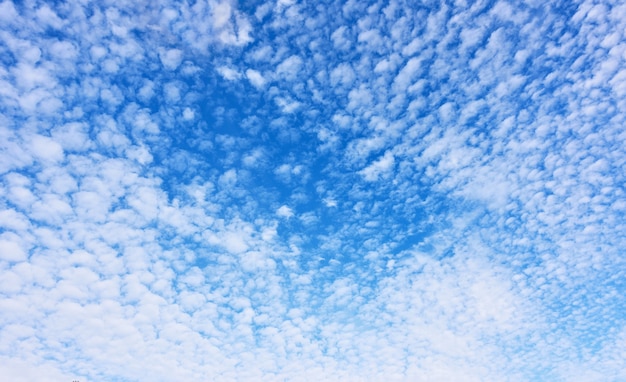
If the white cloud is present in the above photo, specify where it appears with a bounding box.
[276,55,302,80]
[359,151,395,182]
[0,209,30,231]
[212,2,232,28]
[126,186,160,221]
[49,40,78,60]
[331,26,351,50]
[323,198,337,208]
[276,205,294,218]
[182,107,195,120]
[217,66,241,80]
[35,4,64,29]
[0,236,27,262]
[72,191,110,222]
[163,81,182,103]
[12,63,54,91]
[330,63,355,87]
[242,148,265,167]
[275,96,301,113]
[218,169,237,188]
[51,122,92,152]
[159,48,183,70]
[245,68,266,88]
[27,135,64,163]
[0,1,19,24]
[347,85,373,112]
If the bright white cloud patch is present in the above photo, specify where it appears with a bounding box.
[159,48,183,71]
[245,68,266,88]
[1,0,626,381]
[0,238,27,262]
[359,150,395,181]
[217,66,241,80]
[276,205,294,218]
[29,134,64,163]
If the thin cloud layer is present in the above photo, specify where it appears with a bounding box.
[1,0,625,381]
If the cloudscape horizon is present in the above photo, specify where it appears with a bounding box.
[1,0,625,380]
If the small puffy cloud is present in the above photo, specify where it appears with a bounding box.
[51,122,92,152]
[219,169,238,188]
[132,111,160,135]
[331,26,351,50]
[72,191,110,222]
[276,205,294,218]
[159,48,183,70]
[212,2,232,28]
[393,57,423,92]
[30,194,73,225]
[242,148,264,167]
[347,85,373,111]
[163,81,182,103]
[125,145,153,165]
[0,209,30,231]
[323,198,337,207]
[208,231,248,254]
[138,80,155,101]
[276,55,302,80]
[274,163,305,183]
[35,4,64,29]
[0,1,19,24]
[255,3,272,20]
[217,14,253,46]
[29,135,64,163]
[330,63,355,87]
[129,186,160,219]
[0,236,27,262]
[359,151,395,182]
[246,69,266,88]
[217,66,241,80]
[275,97,301,113]
[240,251,276,272]
[13,63,53,90]
[49,41,78,60]
[182,107,195,120]
[439,102,457,123]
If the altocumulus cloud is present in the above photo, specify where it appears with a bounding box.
[1,0,626,381]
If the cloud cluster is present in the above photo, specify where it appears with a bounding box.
[1,0,625,381]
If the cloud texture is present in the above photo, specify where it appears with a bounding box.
[1,0,625,381]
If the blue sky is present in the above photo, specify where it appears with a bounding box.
[1,0,625,380]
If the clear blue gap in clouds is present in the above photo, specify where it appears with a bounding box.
[0,0,625,381]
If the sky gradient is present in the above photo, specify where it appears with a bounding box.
[1,0,626,381]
